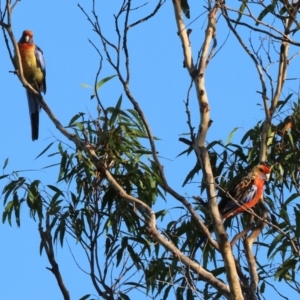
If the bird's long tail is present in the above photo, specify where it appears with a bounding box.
[26,90,40,141]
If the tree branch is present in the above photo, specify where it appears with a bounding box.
[103,168,231,297]
[39,213,70,300]
[173,1,243,298]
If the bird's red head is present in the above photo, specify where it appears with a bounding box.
[256,164,271,181]
[19,30,34,44]
[257,164,271,174]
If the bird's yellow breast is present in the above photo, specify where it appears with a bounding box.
[17,44,44,87]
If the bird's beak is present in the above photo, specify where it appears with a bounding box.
[24,35,30,42]
[266,173,270,181]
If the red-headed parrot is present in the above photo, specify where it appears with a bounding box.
[218,164,271,219]
[197,164,271,248]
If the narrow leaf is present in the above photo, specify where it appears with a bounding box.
[3,158,9,170]
[35,142,54,160]
[235,1,247,27]
[69,113,85,126]
[96,75,117,90]
[226,127,239,145]
[256,4,275,25]
[180,0,190,19]
[110,95,122,126]
[79,295,91,300]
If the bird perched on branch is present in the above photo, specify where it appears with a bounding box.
[218,164,271,220]
[17,30,46,141]
[197,164,271,248]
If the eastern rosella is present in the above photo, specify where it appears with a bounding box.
[17,30,46,141]
[197,164,271,247]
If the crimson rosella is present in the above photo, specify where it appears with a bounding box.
[17,30,46,141]
[197,164,271,248]
[218,164,271,219]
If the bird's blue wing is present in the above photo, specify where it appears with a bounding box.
[220,182,258,216]
[240,184,257,204]
[35,45,46,93]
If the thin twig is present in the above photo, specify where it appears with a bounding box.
[127,0,166,30]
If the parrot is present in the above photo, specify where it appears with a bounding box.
[197,164,271,248]
[217,164,271,219]
[17,30,46,141]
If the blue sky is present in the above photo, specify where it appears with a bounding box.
[0,1,298,299]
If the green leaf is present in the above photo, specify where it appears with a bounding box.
[47,185,63,194]
[285,193,299,205]
[163,285,172,300]
[95,75,117,90]
[127,109,145,128]
[79,295,91,300]
[182,162,201,187]
[155,209,168,220]
[176,146,193,158]
[180,0,190,19]
[256,3,276,26]
[105,237,111,256]
[59,218,66,246]
[226,127,239,145]
[267,130,275,146]
[176,285,184,300]
[290,21,300,36]
[110,95,122,126]
[275,259,297,281]
[286,131,295,149]
[278,93,293,112]
[74,122,84,130]
[241,128,254,144]
[124,282,145,289]
[13,192,20,226]
[127,244,141,269]
[279,5,287,16]
[68,113,85,126]
[35,142,54,160]
[3,158,8,169]
[267,234,282,259]
[39,239,44,255]
[80,83,92,89]
[294,207,300,237]
[116,247,124,267]
[27,181,40,207]
[70,192,78,206]
[211,266,226,277]
[187,288,193,300]
[119,292,130,300]
[235,1,247,27]
[2,200,14,225]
